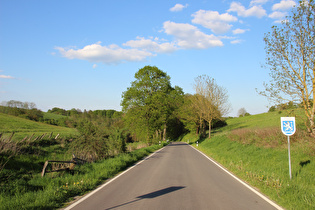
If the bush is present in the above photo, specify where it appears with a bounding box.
[212,119,227,129]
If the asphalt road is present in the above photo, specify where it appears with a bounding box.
[65,142,282,210]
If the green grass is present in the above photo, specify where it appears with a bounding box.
[43,112,67,120]
[220,109,306,131]
[186,110,314,210]
[0,143,165,209]
[0,113,78,140]
[0,112,168,209]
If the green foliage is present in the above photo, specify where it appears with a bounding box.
[0,105,43,122]
[0,110,166,209]
[108,128,127,155]
[261,0,315,135]
[178,94,200,134]
[211,118,227,129]
[47,107,67,116]
[268,101,299,112]
[189,108,314,209]
[0,144,164,209]
[121,66,184,143]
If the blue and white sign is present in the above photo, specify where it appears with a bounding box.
[281,117,296,136]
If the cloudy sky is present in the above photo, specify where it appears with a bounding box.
[0,0,297,116]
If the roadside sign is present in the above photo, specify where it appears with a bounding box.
[281,117,296,136]
[281,117,296,179]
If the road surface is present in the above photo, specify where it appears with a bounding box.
[65,142,282,210]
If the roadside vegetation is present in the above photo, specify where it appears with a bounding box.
[0,109,167,209]
[0,142,164,209]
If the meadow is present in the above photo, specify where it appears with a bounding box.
[183,110,314,210]
[0,113,78,140]
[0,112,166,209]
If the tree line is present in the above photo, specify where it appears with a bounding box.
[0,101,43,121]
[0,101,122,126]
[1,65,231,146]
[121,66,229,143]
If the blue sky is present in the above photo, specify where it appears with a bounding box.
[0,0,297,116]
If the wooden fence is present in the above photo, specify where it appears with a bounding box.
[41,154,87,177]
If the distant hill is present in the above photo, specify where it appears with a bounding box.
[0,113,78,140]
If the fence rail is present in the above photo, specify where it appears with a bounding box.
[41,154,87,177]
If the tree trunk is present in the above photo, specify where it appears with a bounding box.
[311,84,315,136]
[163,123,167,141]
[208,120,212,139]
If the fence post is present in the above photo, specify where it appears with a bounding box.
[8,132,15,141]
[41,161,49,177]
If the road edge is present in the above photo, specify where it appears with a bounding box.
[190,144,284,210]
[63,146,166,210]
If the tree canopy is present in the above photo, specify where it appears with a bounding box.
[261,0,315,135]
[121,66,184,143]
[192,75,230,138]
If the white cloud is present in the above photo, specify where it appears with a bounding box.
[170,3,188,12]
[231,39,244,44]
[228,2,267,18]
[272,0,296,11]
[0,75,14,79]
[232,28,249,34]
[123,36,177,53]
[55,22,225,65]
[192,10,238,34]
[250,0,269,6]
[92,64,97,69]
[163,21,223,49]
[269,0,296,23]
[55,42,155,64]
[269,11,288,19]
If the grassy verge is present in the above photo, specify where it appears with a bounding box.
[182,111,314,210]
[0,143,165,209]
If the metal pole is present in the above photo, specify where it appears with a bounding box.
[288,136,292,179]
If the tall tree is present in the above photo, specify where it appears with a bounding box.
[179,94,201,135]
[121,66,183,143]
[193,75,230,138]
[237,107,248,117]
[260,0,315,135]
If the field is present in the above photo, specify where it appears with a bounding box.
[183,110,314,209]
[0,113,165,209]
[0,113,78,140]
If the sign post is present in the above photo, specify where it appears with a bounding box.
[281,117,296,179]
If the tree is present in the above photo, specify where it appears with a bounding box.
[121,66,184,143]
[179,94,201,135]
[48,107,67,115]
[260,0,315,135]
[237,107,248,117]
[193,75,230,138]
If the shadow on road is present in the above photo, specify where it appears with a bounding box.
[167,142,188,146]
[105,186,185,209]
